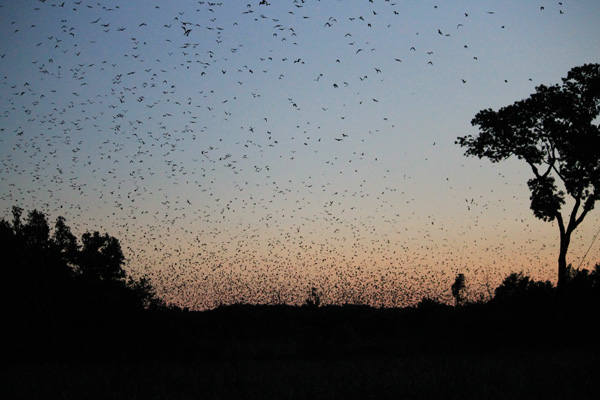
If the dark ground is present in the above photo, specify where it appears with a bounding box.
[4,301,600,400]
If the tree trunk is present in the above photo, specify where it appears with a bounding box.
[557,230,571,295]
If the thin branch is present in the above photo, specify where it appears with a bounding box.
[555,211,566,236]
[542,163,553,178]
[551,163,566,182]
[574,203,590,229]
[527,139,554,178]
[566,196,581,235]
[547,144,563,178]
[528,161,541,178]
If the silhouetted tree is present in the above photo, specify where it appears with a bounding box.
[127,276,166,310]
[457,64,600,294]
[493,272,554,306]
[1,207,162,317]
[78,231,126,282]
[451,273,466,306]
[11,206,23,234]
[23,209,51,249]
[52,215,79,265]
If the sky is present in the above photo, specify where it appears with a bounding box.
[1,0,599,309]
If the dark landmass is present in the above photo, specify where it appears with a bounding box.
[3,207,600,399]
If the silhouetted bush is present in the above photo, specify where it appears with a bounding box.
[492,272,554,306]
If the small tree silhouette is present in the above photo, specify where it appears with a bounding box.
[304,286,321,308]
[451,273,466,307]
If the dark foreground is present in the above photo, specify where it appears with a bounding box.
[3,208,599,398]
[7,349,598,400]
[5,301,600,400]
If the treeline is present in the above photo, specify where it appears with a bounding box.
[1,206,167,360]
[2,207,599,362]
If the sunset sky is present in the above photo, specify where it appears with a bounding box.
[1,0,599,309]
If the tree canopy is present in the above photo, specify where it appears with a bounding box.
[456,63,600,291]
[1,206,164,313]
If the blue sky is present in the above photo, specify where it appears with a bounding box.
[1,0,599,309]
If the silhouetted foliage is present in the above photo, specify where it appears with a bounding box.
[303,286,321,308]
[53,215,79,264]
[78,231,126,282]
[451,273,466,306]
[1,207,165,360]
[457,63,600,293]
[562,264,600,312]
[488,272,556,330]
[493,272,554,303]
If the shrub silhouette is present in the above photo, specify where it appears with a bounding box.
[492,272,554,307]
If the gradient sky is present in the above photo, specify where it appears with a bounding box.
[1,0,599,309]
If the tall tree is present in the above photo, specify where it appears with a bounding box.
[22,209,50,249]
[52,216,79,265]
[457,64,600,293]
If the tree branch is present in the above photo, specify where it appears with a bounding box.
[528,161,541,178]
[566,195,590,235]
[555,210,566,236]
[574,199,591,230]
[566,196,581,235]
[546,143,565,181]
[542,163,553,178]
[551,163,566,182]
